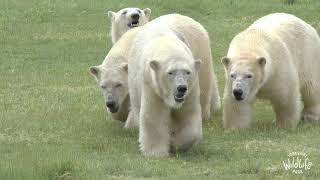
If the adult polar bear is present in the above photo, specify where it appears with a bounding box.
[90,27,141,122]
[108,8,151,44]
[128,14,220,157]
[222,13,320,129]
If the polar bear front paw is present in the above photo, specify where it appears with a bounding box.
[124,111,139,129]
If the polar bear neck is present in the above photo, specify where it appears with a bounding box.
[111,24,127,44]
[105,27,140,66]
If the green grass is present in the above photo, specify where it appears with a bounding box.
[1,0,320,179]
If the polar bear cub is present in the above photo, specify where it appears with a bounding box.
[128,14,220,157]
[221,13,320,129]
[108,8,151,44]
[89,27,141,122]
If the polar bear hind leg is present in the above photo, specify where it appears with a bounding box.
[301,81,320,122]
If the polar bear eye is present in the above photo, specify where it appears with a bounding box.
[247,74,253,79]
[122,11,127,15]
[230,74,235,78]
[115,83,122,88]
[100,85,106,89]
[186,71,191,75]
[168,72,173,75]
[137,9,141,14]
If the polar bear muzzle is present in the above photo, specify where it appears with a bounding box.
[128,13,140,27]
[106,95,119,113]
[171,70,191,103]
[174,85,187,102]
[233,89,244,101]
[232,79,250,101]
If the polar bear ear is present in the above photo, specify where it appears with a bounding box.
[107,11,116,21]
[194,59,202,71]
[120,63,128,72]
[143,8,151,19]
[221,57,231,68]
[149,60,160,71]
[89,66,100,78]
[257,57,266,67]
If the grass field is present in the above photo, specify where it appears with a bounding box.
[1,0,320,179]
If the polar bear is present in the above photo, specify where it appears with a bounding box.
[127,14,220,157]
[221,13,320,129]
[130,34,202,157]
[89,27,140,122]
[126,14,220,128]
[107,8,151,44]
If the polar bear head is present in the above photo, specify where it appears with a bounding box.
[222,56,266,102]
[147,42,201,109]
[90,63,128,113]
[108,8,151,43]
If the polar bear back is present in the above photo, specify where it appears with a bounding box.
[248,13,320,74]
[102,27,141,68]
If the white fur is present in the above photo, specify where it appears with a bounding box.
[127,14,220,157]
[222,13,320,129]
[108,7,151,44]
[90,28,140,122]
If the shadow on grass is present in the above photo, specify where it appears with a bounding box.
[47,161,75,180]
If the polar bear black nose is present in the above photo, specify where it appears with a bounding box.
[106,101,116,109]
[233,89,243,98]
[177,85,187,93]
[131,13,140,20]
